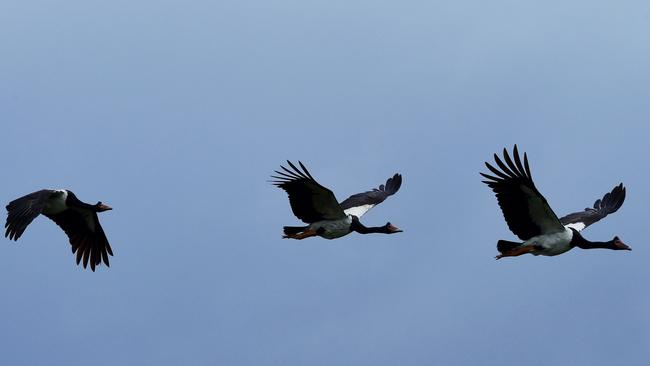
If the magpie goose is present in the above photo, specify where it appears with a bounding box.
[5,189,113,271]
[481,145,630,259]
[271,161,403,239]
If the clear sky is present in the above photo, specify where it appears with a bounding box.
[1,1,649,365]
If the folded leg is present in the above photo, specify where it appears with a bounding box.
[283,229,317,240]
[495,244,536,259]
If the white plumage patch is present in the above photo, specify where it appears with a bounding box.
[525,227,574,256]
[343,204,375,218]
[564,222,586,232]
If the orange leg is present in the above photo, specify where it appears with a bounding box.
[495,245,536,260]
[283,229,318,240]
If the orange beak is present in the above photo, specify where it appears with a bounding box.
[98,203,112,211]
[616,240,631,251]
[387,224,403,233]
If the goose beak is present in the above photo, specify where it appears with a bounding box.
[616,240,631,251]
[387,224,403,233]
[98,203,112,211]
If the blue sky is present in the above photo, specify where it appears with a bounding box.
[1,1,649,365]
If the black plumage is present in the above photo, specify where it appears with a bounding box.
[482,145,630,258]
[339,173,402,212]
[480,145,564,241]
[271,161,403,239]
[270,161,346,223]
[5,189,113,271]
[5,190,52,241]
[560,183,626,230]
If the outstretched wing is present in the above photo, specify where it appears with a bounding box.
[560,183,626,232]
[271,161,346,224]
[340,173,402,218]
[481,145,565,241]
[45,210,113,271]
[5,189,55,240]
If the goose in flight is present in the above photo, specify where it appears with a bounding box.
[5,189,113,271]
[481,145,630,259]
[272,161,403,240]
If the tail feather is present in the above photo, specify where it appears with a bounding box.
[283,226,309,235]
[497,240,521,253]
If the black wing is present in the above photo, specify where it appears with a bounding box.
[559,183,626,232]
[481,145,565,240]
[339,173,402,218]
[271,161,346,223]
[5,189,55,240]
[45,209,113,271]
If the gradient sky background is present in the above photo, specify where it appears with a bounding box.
[1,1,649,365]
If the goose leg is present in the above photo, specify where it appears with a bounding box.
[495,245,536,259]
[283,229,317,240]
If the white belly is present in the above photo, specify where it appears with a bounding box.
[525,228,574,256]
[42,190,68,215]
[309,216,353,240]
